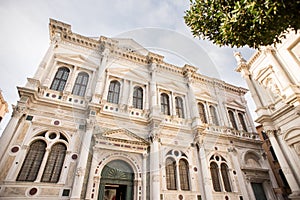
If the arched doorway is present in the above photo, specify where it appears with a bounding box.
[98,160,134,200]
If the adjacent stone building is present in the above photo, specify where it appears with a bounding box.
[0,19,279,200]
[0,89,8,123]
[235,31,300,199]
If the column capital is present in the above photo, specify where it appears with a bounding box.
[193,126,206,144]
[12,104,27,118]
[265,129,280,137]
[86,118,96,130]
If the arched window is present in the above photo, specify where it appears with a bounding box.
[166,158,177,190]
[209,105,219,126]
[161,93,170,115]
[72,72,89,96]
[228,110,238,129]
[175,97,184,118]
[133,86,143,109]
[50,67,70,91]
[198,102,207,123]
[221,163,232,192]
[41,143,66,183]
[210,162,221,192]
[107,81,120,104]
[179,159,190,190]
[17,140,46,181]
[238,113,247,131]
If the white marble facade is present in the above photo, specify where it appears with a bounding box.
[0,19,278,200]
[235,31,300,200]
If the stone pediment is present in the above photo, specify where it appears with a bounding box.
[108,67,148,81]
[226,99,245,109]
[96,128,149,145]
[113,38,149,56]
[55,53,98,68]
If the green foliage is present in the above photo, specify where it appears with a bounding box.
[184,0,300,48]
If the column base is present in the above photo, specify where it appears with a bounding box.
[289,191,300,200]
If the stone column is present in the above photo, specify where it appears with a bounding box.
[145,84,149,110]
[127,80,133,106]
[92,49,109,103]
[194,129,213,200]
[149,63,159,116]
[150,136,160,200]
[267,130,300,198]
[185,74,201,127]
[70,118,95,200]
[142,153,147,200]
[0,104,26,161]
[65,66,77,93]
[228,147,250,200]
[171,91,176,116]
[101,71,110,102]
[198,143,213,200]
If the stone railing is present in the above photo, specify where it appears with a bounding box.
[206,125,260,140]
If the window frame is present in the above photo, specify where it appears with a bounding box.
[160,93,170,115]
[50,67,70,91]
[107,80,121,104]
[238,112,248,132]
[198,102,208,123]
[175,96,185,118]
[228,110,238,130]
[17,140,47,182]
[166,157,177,190]
[209,105,219,126]
[132,86,144,109]
[72,72,89,97]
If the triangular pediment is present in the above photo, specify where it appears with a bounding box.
[226,99,245,109]
[113,38,149,56]
[100,129,149,145]
[55,53,98,68]
[108,67,148,81]
[254,65,273,82]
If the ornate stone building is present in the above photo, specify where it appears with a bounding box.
[0,19,278,200]
[0,89,8,123]
[256,125,291,199]
[235,31,300,200]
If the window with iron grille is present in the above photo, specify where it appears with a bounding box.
[133,86,143,109]
[17,140,46,181]
[107,80,121,104]
[175,97,184,118]
[50,67,70,91]
[221,163,232,192]
[72,72,89,96]
[210,162,221,192]
[41,143,67,183]
[166,158,177,190]
[179,159,190,190]
[228,110,238,130]
[198,102,207,123]
[161,93,170,115]
[238,113,247,131]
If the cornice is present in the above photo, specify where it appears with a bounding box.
[49,18,248,96]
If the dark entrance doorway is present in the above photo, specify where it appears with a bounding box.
[98,160,134,200]
[251,182,267,200]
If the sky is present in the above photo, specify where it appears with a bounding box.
[0,0,257,134]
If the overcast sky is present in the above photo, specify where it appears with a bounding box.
[0,0,257,134]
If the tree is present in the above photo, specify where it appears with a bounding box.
[184,0,300,48]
